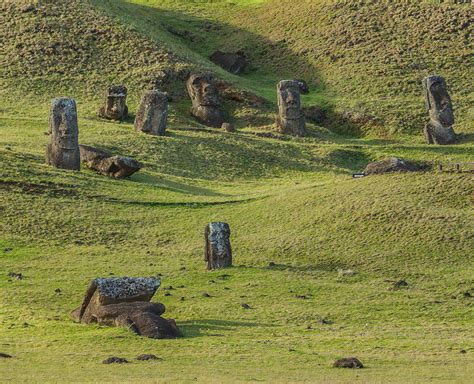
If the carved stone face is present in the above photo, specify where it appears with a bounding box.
[278,80,303,120]
[100,85,128,120]
[187,74,220,107]
[50,98,79,150]
[424,76,454,127]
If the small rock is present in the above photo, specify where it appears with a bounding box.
[333,357,364,369]
[3,248,13,252]
[318,318,333,325]
[180,297,185,301]
[241,303,251,309]
[222,122,235,133]
[55,288,62,294]
[208,280,216,284]
[460,349,467,354]
[268,262,276,267]
[392,280,408,289]
[7,272,23,280]
[164,292,172,297]
[202,292,211,297]
[136,354,160,361]
[103,356,128,364]
[338,269,356,277]
[0,353,12,358]
[463,292,472,298]
[296,295,308,300]
[163,286,174,290]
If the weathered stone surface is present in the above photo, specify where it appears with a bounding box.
[276,80,307,136]
[222,122,235,132]
[134,90,168,136]
[72,277,182,339]
[333,357,364,369]
[79,145,141,179]
[295,79,310,94]
[98,85,128,121]
[46,97,80,170]
[103,356,128,364]
[187,73,225,127]
[422,75,456,145]
[363,157,422,175]
[210,51,247,75]
[204,222,232,270]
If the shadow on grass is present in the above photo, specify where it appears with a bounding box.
[178,319,275,338]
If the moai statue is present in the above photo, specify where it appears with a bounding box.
[79,145,141,179]
[134,90,168,136]
[98,85,128,121]
[45,97,80,170]
[422,76,456,145]
[71,277,182,339]
[276,80,307,136]
[204,222,232,270]
[186,73,225,127]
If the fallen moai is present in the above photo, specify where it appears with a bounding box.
[72,277,182,339]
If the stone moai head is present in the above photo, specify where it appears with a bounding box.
[134,90,168,136]
[186,73,224,127]
[46,97,80,170]
[204,222,232,270]
[422,76,456,144]
[99,85,128,121]
[276,80,306,136]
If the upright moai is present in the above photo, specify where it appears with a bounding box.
[45,97,80,170]
[276,80,307,136]
[186,73,225,128]
[98,85,128,121]
[204,222,232,270]
[134,90,168,136]
[422,75,456,145]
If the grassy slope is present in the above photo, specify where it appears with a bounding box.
[1,0,473,383]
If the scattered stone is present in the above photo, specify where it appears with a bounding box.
[7,272,24,280]
[363,157,422,175]
[222,122,235,133]
[71,277,182,339]
[204,222,232,270]
[460,349,467,354]
[79,145,141,179]
[210,51,247,75]
[98,85,128,121]
[3,248,13,252]
[317,318,333,325]
[0,353,12,358]
[423,75,456,145]
[187,73,224,128]
[333,357,364,369]
[463,292,472,298]
[218,274,231,280]
[241,303,251,309]
[45,97,80,170]
[296,295,308,300]
[393,280,408,289]
[338,269,356,277]
[102,356,128,364]
[136,354,161,361]
[208,280,216,284]
[55,288,62,294]
[134,90,168,136]
[164,292,172,297]
[276,80,306,136]
[202,292,211,298]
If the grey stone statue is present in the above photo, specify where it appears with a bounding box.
[204,222,232,270]
[71,277,182,339]
[134,90,168,136]
[422,75,456,145]
[186,73,224,127]
[276,80,307,136]
[98,85,128,121]
[45,97,80,170]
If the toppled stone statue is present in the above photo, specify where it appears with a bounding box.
[363,157,422,175]
[45,97,80,170]
[134,90,168,136]
[276,80,307,136]
[79,145,141,179]
[210,51,247,75]
[72,277,182,339]
[98,85,128,121]
[422,76,456,145]
[187,73,225,128]
[204,222,232,270]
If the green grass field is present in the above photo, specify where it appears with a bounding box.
[1,0,473,382]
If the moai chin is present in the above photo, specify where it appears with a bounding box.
[204,222,232,270]
[98,85,128,121]
[186,73,225,128]
[422,76,456,145]
[134,90,168,136]
[45,97,80,170]
[276,80,307,136]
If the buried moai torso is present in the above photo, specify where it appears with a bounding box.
[423,76,456,145]
[99,85,128,121]
[134,90,168,136]
[71,277,182,339]
[45,97,80,170]
[276,80,307,136]
[186,73,224,127]
[204,222,232,270]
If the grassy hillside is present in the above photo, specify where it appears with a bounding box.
[1,0,473,383]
